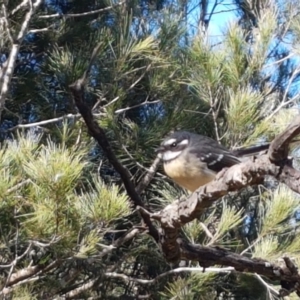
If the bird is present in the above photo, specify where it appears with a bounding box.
[156,131,269,192]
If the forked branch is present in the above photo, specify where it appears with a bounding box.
[70,44,300,296]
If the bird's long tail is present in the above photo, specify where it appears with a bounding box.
[233,138,300,157]
[232,144,270,157]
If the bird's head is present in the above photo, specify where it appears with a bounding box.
[156,131,192,163]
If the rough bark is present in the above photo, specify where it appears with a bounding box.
[69,79,159,242]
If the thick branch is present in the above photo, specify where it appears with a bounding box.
[154,116,300,262]
[69,79,158,242]
[69,37,300,295]
[269,116,300,161]
[180,242,300,296]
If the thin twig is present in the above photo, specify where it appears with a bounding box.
[115,99,161,114]
[136,156,161,194]
[1,275,41,296]
[105,266,234,285]
[125,64,152,92]
[2,242,33,289]
[10,0,29,16]
[28,27,51,33]
[39,0,126,19]
[1,3,14,44]
[254,273,280,296]
[29,236,62,248]
[61,277,100,298]
[102,96,120,108]
[266,92,300,121]
[122,145,156,174]
[263,53,294,68]
[5,259,61,288]
[209,88,221,142]
[98,228,140,258]
[6,179,31,194]
[7,113,104,131]
[0,243,32,269]
[266,66,300,121]
[240,238,261,255]
[0,0,43,119]
[199,222,214,240]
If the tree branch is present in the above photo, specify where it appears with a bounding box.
[69,33,300,296]
[254,273,280,297]
[7,113,106,132]
[114,99,161,115]
[39,0,126,19]
[104,266,234,285]
[0,0,43,119]
[151,116,300,261]
[61,277,100,299]
[136,156,161,194]
[5,259,61,287]
[98,228,141,258]
[180,243,300,296]
[69,80,159,242]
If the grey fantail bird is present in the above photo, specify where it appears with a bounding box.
[156,131,269,192]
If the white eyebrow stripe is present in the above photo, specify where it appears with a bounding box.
[178,139,189,145]
[164,138,177,145]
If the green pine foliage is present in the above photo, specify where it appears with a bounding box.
[1,0,300,298]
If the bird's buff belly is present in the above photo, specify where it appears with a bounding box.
[163,158,216,192]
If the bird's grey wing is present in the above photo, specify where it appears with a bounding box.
[191,137,241,173]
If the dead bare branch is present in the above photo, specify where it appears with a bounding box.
[6,179,31,194]
[114,99,161,114]
[6,259,61,287]
[7,113,104,132]
[10,0,29,16]
[1,3,14,44]
[255,273,280,297]
[39,0,126,19]
[136,156,161,194]
[104,266,234,285]
[0,0,43,119]
[62,277,99,299]
[98,228,140,258]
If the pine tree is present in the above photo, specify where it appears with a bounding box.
[1,0,300,299]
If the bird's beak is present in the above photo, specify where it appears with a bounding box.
[155,146,164,158]
[155,146,164,153]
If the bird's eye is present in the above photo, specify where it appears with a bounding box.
[171,142,177,147]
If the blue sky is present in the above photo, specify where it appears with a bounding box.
[185,0,300,98]
[187,0,238,40]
